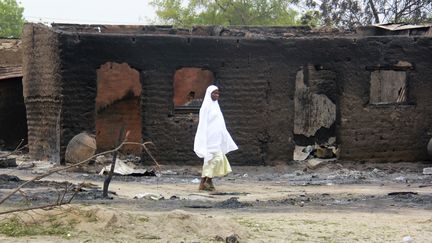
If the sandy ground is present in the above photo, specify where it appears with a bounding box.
[0,159,431,242]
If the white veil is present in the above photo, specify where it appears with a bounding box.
[194,85,238,164]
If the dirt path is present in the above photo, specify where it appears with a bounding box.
[0,204,430,242]
[0,162,431,242]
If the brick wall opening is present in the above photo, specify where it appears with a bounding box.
[293,65,338,160]
[173,67,214,112]
[0,77,27,149]
[96,62,142,154]
[370,70,407,104]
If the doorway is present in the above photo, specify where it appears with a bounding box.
[95,62,142,154]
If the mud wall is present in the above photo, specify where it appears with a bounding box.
[336,37,432,162]
[23,24,432,164]
[22,24,61,161]
[285,37,432,162]
[0,39,22,66]
[54,32,295,165]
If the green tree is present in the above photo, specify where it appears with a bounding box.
[0,0,24,38]
[150,0,303,27]
[302,0,432,29]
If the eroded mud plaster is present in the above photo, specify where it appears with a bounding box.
[294,67,336,138]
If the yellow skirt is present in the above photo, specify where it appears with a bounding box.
[202,152,232,178]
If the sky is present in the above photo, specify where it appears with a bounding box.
[19,0,158,25]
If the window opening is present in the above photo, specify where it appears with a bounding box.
[370,70,407,104]
[173,67,214,113]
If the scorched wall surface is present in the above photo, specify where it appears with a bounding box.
[22,25,61,161]
[23,24,432,164]
[57,33,294,165]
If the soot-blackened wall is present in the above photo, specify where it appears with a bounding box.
[56,33,295,165]
[23,24,432,164]
[22,25,61,161]
[336,37,432,162]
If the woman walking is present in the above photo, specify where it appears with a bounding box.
[194,85,238,191]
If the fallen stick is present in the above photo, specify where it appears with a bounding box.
[0,202,68,215]
[123,141,161,170]
[0,139,26,158]
[0,138,157,205]
[0,184,83,215]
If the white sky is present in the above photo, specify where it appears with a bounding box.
[19,0,158,25]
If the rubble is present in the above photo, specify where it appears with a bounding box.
[161,170,178,175]
[294,141,338,165]
[0,174,20,183]
[214,235,225,241]
[293,146,310,161]
[306,158,336,170]
[210,192,250,196]
[422,167,432,175]
[0,157,17,168]
[226,233,241,243]
[133,193,164,200]
[99,158,155,176]
[388,192,418,196]
[403,236,413,243]
[214,197,252,209]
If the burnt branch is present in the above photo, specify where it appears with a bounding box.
[0,134,158,206]
[102,127,126,198]
[0,139,27,158]
[0,203,70,215]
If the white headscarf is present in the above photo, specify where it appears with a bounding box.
[194,85,238,164]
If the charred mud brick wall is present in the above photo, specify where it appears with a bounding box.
[0,78,27,149]
[56,32,295,165]
[288,37,432,162]
[335,37,432,162]
[23,24,432,164]
[22,24,61,161]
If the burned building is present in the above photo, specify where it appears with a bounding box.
[0,39,27,150]
[21,23,432,164]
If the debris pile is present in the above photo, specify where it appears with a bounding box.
[294,142,339,170]
[98,155,156,176]
[0,156,17,168]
